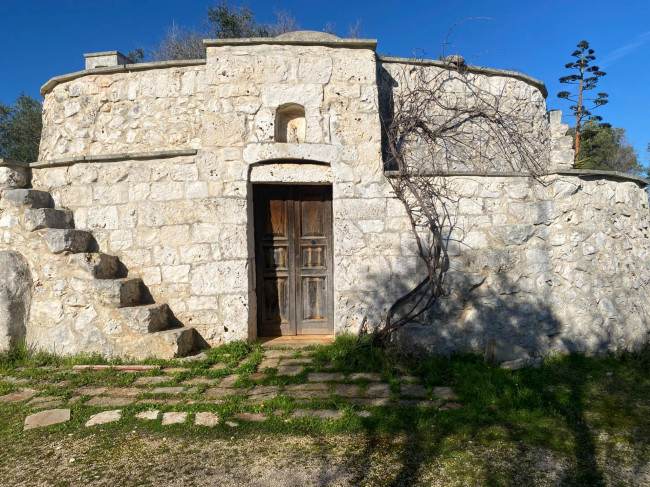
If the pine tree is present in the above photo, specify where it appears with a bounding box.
[557,40,609,166]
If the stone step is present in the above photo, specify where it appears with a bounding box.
[127,327,196,360]
[68,253,119,279]
[24,208,73,231]
[120,303,170,334]
[90,278,142,308]
[3,189,54,209]
[44,229,92,254]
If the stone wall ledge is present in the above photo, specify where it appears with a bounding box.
[31,149,198,168]
[384,168,648,187]
[0,158,31,168]
[40,60,206,96]
[378,55,548,98]
[204,36,377,50]
[243,143,340,165]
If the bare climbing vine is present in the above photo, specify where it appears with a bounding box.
[374,54,548,345]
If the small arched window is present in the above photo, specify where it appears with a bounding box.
[275,103,306,143]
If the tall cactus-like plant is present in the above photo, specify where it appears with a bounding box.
[557,40,609,166]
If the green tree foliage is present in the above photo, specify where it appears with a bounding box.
[557,40,609,165]
[206,2,272,38]
[568,119,643,175]
[0,93,42,163]
[148,3,300,61]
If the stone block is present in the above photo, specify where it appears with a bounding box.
[400,384,427,397]
[44,229,91,253]
[195,412,220,427]
[24,409,71,430]
[69,253,120,279]
[119,303,169,334]
[3,189,53,209]
[307,372,344,382]
[24,208,74,231]
[291,409,343,420]
[90,278,143,308]
[85,409,121,427]
[0,165,29,189]
[161,411,187,425]
[135,410,159,420]
[131,327,195,360]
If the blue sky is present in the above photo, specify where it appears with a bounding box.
[1,0,648,162]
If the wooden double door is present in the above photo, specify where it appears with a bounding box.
[254,185,333,336]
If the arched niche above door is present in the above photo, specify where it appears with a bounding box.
[275,104,306,143]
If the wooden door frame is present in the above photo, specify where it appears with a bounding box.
[253,184,334,337]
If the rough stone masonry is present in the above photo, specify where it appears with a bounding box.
[0,31,648,359]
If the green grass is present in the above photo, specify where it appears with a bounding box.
[1,336,649,485]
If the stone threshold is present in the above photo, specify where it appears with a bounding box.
[258,335,335,347]
[30,149,198,168]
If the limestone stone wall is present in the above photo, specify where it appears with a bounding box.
[39,65,206,160]
[393,174,650,356]
[31,154,249,345]
[378,59,551,172]
[23,34,650,358]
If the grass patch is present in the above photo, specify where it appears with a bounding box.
[1,337,649,485]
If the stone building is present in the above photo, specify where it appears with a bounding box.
[0,31,648,359]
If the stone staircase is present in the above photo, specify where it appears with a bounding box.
[3,188,196,359]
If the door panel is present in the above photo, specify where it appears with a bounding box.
[254,185,333,336]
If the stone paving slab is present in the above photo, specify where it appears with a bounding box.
[217,375,239,387]
[276,366,303,376]
[333,384,362,397]
[248,372,269,380]
[364,383,392,397]
[355,410,372,418]
[137,398,182,405]
[3,377,31,385]
[133,376,170,386]
[349,373,382,381]
[258,359,280,369]
[204,387,233,398]
[0,388,37,402]
[433,387,458,400]
[24,409,70,431]
[86,397,133,407]
[263,350,290,358]
[248,386,279,399]
[209,363,228,370]
[74,387,107,397]
[401,384,427,397]
[135,410,159,420]
[396,399,439,407]
[104,387,140,397]
[308,372,344,382]
[233,412,266,422]
[182,377,214,385]
[350,398,392,407]
[86,409,121,427]
[291,409,344,420]
[281,358,313,365]
[150,386,184,395]
[162,412,187,425]
[195,412,219,427]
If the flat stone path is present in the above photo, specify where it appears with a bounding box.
[24,409,70,430]
[4,349,463,431]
